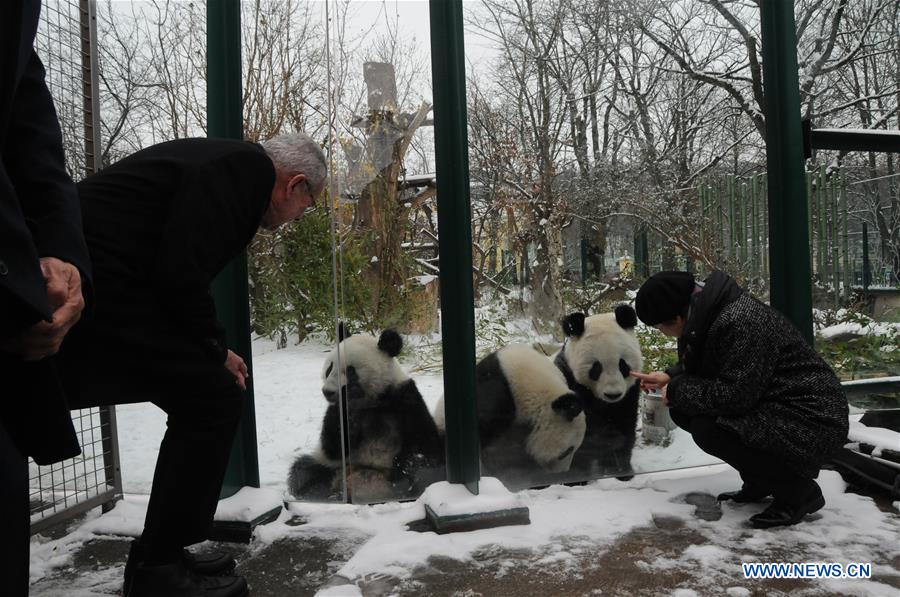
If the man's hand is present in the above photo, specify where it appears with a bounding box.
[9,258,85,361]
[630,370,671,392]
[225,349,249,390]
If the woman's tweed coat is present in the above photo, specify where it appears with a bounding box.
[666,272,849,478]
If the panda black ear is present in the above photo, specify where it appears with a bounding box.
[377,329,403,357]
[614,304,637,330]
[561,313,586,338]
[552,393,583,421]
[338,321,351,341]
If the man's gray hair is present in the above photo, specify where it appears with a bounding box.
[260,132,327,188]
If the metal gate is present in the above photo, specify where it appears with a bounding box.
[29,0,122,535]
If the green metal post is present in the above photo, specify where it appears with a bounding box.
[208,0,261,497]
[817,166,827,281]
[840,172,850,300]
[830,174,839,306]
[760,0,814,344]
[429,0,480,494]
[862,222,871,292]
[751,175,759,278]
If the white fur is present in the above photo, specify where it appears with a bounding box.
[497,345,586,472]
[560,313,643,403]
[321,334,409,398]
[432,345,586,472]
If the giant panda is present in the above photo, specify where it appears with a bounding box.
[553,305,643,480]
[288,327,444,502]
[434,344,586,488]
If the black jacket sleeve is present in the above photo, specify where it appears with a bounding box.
[4,50,93,312]
[150,149,274,362]
[666,316,777,417]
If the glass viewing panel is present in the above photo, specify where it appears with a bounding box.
[280,0,898,501]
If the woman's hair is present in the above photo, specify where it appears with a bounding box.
[259,132,327,188]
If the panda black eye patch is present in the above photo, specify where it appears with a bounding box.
[589,361,602,381]
[619,358,631,378]
[325,363,333,378]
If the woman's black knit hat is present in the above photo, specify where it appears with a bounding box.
[635,271,696,325]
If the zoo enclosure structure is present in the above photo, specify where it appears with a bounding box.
[28,0,123,535]
[35,0,900,527]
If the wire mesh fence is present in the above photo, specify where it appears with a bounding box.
[30,0,120,535]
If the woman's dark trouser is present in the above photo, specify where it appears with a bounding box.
[670,408,818,505]
[1,421,29,597]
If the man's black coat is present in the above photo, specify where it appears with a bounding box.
[60,138,275,408]
[1,0,92,464]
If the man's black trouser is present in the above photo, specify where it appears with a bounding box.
[59,317,245,558]
[0,421,28,597]
[141,385,243,555]
[670,409,819,506]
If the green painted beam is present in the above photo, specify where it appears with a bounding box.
[208,0,261,497]
[759,0,814,344]
[428,0,480,494]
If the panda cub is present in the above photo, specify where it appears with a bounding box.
[554,305,643,480]
[288,327,444,502]
[435,344,586,488]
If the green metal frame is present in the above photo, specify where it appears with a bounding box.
[428,0,481,493]
[759,1,814,344]
[208,0,261,498]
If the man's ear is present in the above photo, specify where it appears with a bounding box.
[287,173,306,195]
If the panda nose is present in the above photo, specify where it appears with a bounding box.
[323,389,338,403]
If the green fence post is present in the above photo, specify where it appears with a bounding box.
[760,0,814,343]
[208,0,261,497]
[840,171,850,300]
[429,0,480,494]
[817,165,827,283]
[863,222,871,292]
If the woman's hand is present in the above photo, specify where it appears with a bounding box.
[630,370,671,392]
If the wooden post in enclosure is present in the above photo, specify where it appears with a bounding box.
[352,62,434,326]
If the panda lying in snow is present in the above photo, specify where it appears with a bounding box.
[433,344,587,488]
[287,327,444,502]
[553,304,643,480]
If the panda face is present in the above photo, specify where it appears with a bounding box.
[561,306,643,404]
[321,329,408,403]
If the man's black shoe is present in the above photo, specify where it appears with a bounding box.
[125,559,248,597]
[124,541,238,594]
[749,493,826,529]
[716,486,769,503]
[183,549,238,576]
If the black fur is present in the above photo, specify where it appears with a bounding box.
[289,362,444,502]
[473,351,580,488]
[554,351,640,481]
[614,304,638,329]
[377,329,403,357]
[337,321,351,341]
[551,394,583,422]
[561,312,586,337]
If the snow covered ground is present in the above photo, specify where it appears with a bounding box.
[30,466,900,595]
